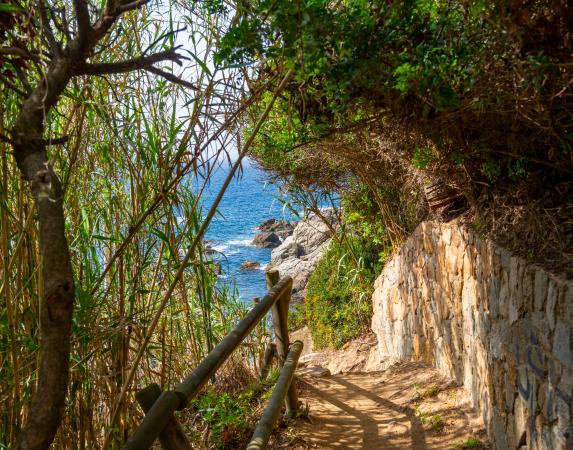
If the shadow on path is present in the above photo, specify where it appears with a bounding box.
[296,373,427,449]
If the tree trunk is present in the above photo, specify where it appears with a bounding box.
[11,61,76,450]
[11,148,75,450]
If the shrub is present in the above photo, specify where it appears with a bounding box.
[304,238,376,349]
[288,302,307,332]
[216,0,573,279]
[190,368,280,448]
[455,437,484,449]
[287,182,403,348]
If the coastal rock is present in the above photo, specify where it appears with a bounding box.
[269,210,338,298]
[271,237,302,266]
[258,218,295,238]
[292,271,310,294]
[240,260,260,270]
[293,209,337,255]
[251,232,281,248]
[296,365,331,378]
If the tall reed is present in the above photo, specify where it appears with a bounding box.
[0,4,274,448]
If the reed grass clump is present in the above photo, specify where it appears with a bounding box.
[0,2,278,447]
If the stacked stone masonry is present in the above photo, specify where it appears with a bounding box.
[371,220,573,449]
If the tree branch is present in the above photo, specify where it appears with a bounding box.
[0,133,68,146]
[145,66,199,91]
[91,0,151,42]
[38,0,62,57]
[0,47,38,61]
[116,0,148,13]
[75,48,188,75]
[73,0,93,51]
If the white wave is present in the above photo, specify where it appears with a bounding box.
[257,263,268,271]
[211,243,229,253]
[227,237,253,247]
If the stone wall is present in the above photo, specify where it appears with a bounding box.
[371,220,573,449]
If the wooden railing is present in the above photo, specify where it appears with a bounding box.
[122,270,302,450]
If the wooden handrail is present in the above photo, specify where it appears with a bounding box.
[123,272,299,450]
[136,384,192,449]
[247,340,304,450]
[266,270,299,417]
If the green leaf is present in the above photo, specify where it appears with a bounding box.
[187,50,212,77]
[0,3,24,12]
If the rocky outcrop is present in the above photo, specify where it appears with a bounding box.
[204,240,216,255]
[270,210,338,300]
[371,219,573,450]
[257,218,295,239]
[240,260,260,270]
[251,232,281,248]
[292,326,384,375]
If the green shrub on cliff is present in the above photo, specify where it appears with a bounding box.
[303,235,380,349]
[286,182,397,348]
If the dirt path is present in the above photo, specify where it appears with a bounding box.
[291,364,488,450]
[277,330,489,450]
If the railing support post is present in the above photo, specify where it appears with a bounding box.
[266,269,299,417]
[260,343,277,380]
[136,384,192,450]
[247,340,304,450]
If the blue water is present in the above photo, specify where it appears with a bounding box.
[200,158,294,300]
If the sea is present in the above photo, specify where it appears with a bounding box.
[199,157,295,301]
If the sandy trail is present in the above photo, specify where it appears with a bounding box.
[288,362,488,450]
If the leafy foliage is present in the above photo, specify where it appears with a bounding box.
[218,0,573,192]
[0,1,269,447]
[303,237,375,349]
[190,368,280,448]
[219,0,573,274]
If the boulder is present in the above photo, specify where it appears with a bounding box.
[291,271,311,302]
[251,232,282,248]
[296,365,331,378]
[269,210,339,297]
[258,218,295,238]
[291,209,337,255]
[270,236,302,266]
[292,271,311,293]
[240,260,260,270]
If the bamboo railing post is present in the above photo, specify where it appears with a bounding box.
[136,384,192,450]
[260,343,277,380]
[247,340,304,450]
[265,270,288,363]
[252,297,262,374]
[265,269,300,417]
